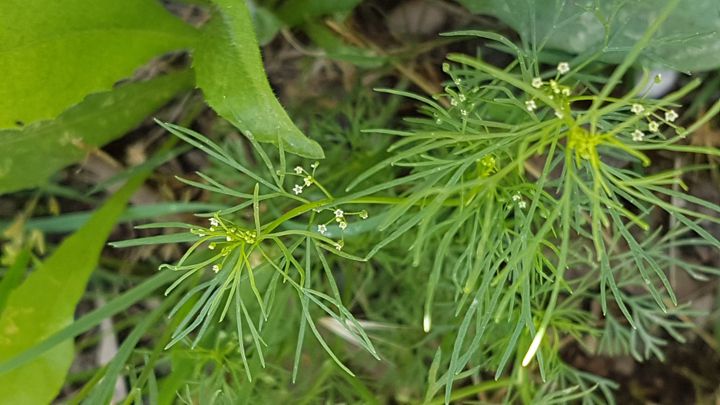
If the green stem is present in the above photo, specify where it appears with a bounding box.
[427,379,512,405]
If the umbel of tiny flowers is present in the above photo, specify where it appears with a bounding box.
[334,209,348,231]
[526,67,574,118]
[290,163,322,195]
[314,207,369,238]
[511,192,527,209]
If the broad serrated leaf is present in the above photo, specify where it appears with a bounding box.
[0,174,146,404]
[192,0,324,158]
[0,0,197,128]
[0,70,193,195]
[461,0,720,71]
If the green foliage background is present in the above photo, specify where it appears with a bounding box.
[0,0,719,404]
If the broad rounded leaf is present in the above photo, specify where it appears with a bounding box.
[0,70,194,195]
[461,0,720,72]
[0,0,197,128]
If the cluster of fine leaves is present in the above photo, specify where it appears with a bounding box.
[112,2,720,403]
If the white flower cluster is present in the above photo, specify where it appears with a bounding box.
[291,162,321,195]
[190,215,259,275]
[314,206,370,252]
[512,193,527,209]
[628,102,679,142]
[526,62,572,117]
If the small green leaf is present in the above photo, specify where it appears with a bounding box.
[250,3,283,46]
[0,70,194,195]
[303,22,386,68]
[0,174,146,404]
[0,0,197,128]
[275,0,362,26]
[461,0,720,71]
[192,0,324,158]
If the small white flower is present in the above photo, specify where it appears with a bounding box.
[317,224,327,235]
[557,62,570,74]
[632,129,645,142]
[665,109,678,122]
[648,121,659,132]
[208,243,215,250]
[293,184,303,195]
[631,104,645,115]
[555,110,564,119]
[518,200,527,209]
[532,77,543,88]
[311,161,320,169]
[294,166,303,175]
[303,176,313,187]
[334,209,344,218]
[226,235,232,241]
[512,193,522,202]
[454,78,462,86]
[525,100,537,112]
[359,210,369,220]
[561,87,571,96]
[209,218,219,227]
[334,241,344,251]
[212,265,220,273]
[460,109,468,117]
[450,98,458,107]
[458,94,466,102]
[338,221,347,230]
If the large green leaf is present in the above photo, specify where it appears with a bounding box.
[0,174,146,404]
[0,70,193,195]
[0,0,197,128]
[461,0,720,71]
[192,0,324,158]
